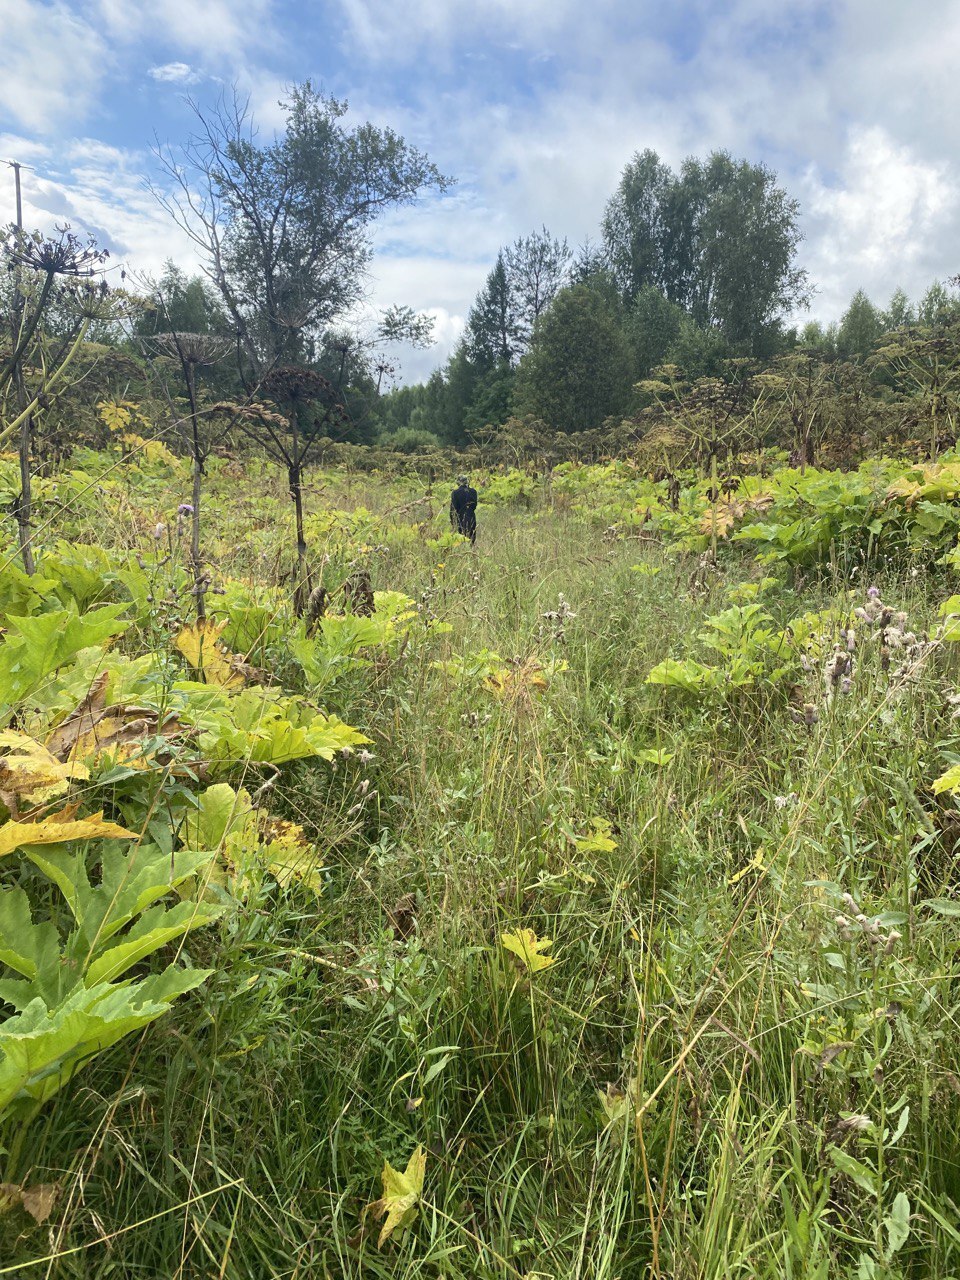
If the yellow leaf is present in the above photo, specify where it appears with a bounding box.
[116,431,181,469]
[0,810,136,858]
[367,1146,426,1247]
[485,658,550,697]
[253,817,325,891]
[500,928,555,973]
[727,848,767,885]
[575,817,618,853]
[0,731,88,809]
[698,501,743,537]
[175,620,246,689]
[932,764,960,795]
[97,399,133,433]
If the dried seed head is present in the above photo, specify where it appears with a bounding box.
[836,1112,872,1134]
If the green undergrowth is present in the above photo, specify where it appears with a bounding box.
[3,458,960,1278]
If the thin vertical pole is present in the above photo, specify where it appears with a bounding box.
[10,161,22,229]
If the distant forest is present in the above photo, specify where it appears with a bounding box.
[6,85,960,468]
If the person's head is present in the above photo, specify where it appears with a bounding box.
[457,474,469,486]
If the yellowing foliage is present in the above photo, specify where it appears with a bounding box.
[97,400,135,433]
[575,817,618,853]
[699,501,744,537]
[367,1146,426,1247]
[886,461,960,508]
[500,928,556,973]
[175,620,246,689]
[45,672,184,771]
[485,658,550,697]
[0,810,136,858]
[0,731,89,812]
[119,433,181,469]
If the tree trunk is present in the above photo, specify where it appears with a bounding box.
[288,407,309,614]
[185,361,206,621]
[15,366,34,576]
[290,461,308,615]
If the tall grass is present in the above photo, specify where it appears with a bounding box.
[4,463,960,1278]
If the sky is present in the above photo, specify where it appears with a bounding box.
[1,0,959,382]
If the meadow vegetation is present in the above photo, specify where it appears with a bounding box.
[4,77,960,1280]
[2,432,960,1278]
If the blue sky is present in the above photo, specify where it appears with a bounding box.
[2,0,959,381]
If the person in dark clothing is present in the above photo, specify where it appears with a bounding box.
[450,474,478,543]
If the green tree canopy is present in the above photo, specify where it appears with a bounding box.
[837,289,885,359]
[155,83,449,380]
[601,148,810,353]
[134,261,231,339]
[503,226,571,352]
[464,254,520,368]
[513,284,633,432]
[625,284,684,378]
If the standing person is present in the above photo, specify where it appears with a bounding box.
[450,474,478,544]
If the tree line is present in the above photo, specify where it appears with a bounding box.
[5,78,960,488]
[377,151,960,450]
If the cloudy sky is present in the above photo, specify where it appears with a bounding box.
[1,0,958,381]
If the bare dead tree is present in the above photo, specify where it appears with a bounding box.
[2,225,110,573]
[150,331,232,620]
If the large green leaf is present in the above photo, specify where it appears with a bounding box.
[0,605,129,719]
[177,686,368,769]
[646,657,721,694]
[81,844,217,943]
[184,782,254,851]
[84,901,222,985]
[0,888,59,983]
[0,971,210,1116]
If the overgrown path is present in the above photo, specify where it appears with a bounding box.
[3,464,960,1278]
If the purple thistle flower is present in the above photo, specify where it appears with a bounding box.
[178,503,195,516]
[866,585,881,599]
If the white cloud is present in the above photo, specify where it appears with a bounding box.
[799,127,959,320]
[0,136,201,277]
[97,0,278,65]
[149,61,201,84]
[6,0,960,383]
[0,0,107,133]
[339,0,579,59]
